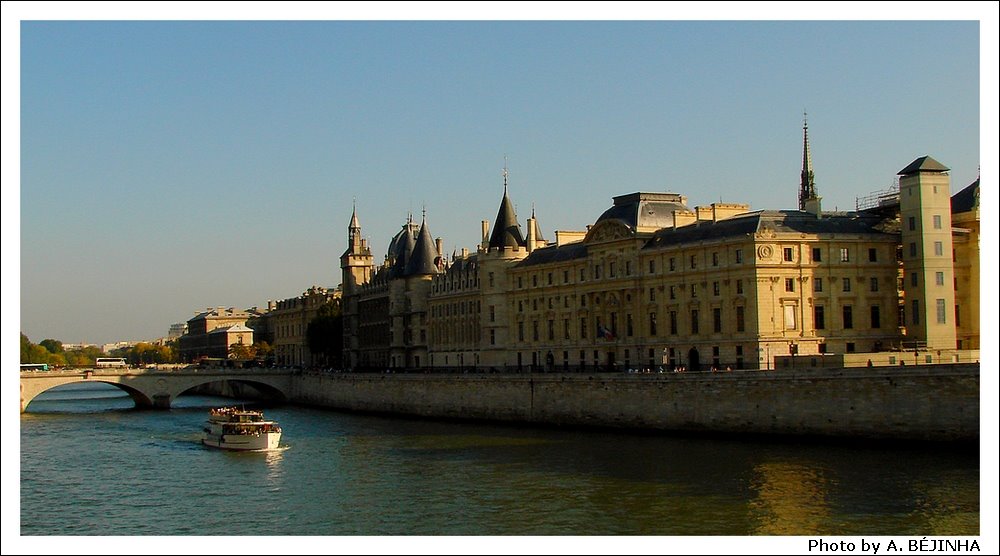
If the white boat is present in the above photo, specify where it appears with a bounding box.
[202,406,282,451]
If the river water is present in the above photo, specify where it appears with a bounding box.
[19,382,979,542]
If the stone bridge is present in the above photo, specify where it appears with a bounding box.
[20,367,297,412]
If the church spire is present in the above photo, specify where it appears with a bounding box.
[799,112,818,210]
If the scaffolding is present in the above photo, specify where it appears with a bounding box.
[856,179,900,211]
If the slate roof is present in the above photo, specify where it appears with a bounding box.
[898,156,950,175]
[595,192,691,231]
[951,178,979,214]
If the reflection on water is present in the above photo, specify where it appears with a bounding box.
[20,386,980,536]
[749,462,831,535]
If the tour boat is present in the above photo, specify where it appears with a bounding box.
[201,406,282,451]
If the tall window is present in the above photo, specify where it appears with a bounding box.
[735,249,743,264]
[784,305,796,330]
[669,257,676,271]
[843,305,853,329]
[842,278,851,292]
[934,241,943,256]
[518,322,524,342]
[649,313,657,336]
[840,248,850,262]
[935,272,945,286]
[670,311,678,335]
[785,278,795,292]
[812,247,822,262]
[649,260,655,274]
[712,252,719,266]
[736,306,745,332]
[909,242,917,257]
[736,279,743,294]
[713,281,720,296]
[868,248,877,262]
[669,285,676,300]
[783,247,794,262]
[814,306,825,330]
[910,272,918,287]
[912,300,920,325]
[713,308,722,333]
[690,255,696,269]
[691,283,697,298]
[870,277,878,292]
[580,317,587,339]
[814,278,823,292]
[936,298,946,324]
[691,310,699,335]
[871,305,881,329]
[933,215,942,229]
[626,314,633,337]
[908,216,916,231]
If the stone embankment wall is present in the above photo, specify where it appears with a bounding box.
[288,364,978,441]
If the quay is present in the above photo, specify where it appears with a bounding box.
[21,363,978,441]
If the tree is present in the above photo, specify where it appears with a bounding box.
[229,342,255,361]
[253,340,274,363]
[40,339,64,354]
[21,334,51,365]
[306,301,343,368]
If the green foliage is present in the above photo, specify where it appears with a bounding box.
[119,342,176,365]
[306,301,343,368]
[40,339,64,354]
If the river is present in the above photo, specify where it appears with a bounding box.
[19,382,979,543]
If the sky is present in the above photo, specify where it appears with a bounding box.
[4,3,998,554]
[8,4,994,348]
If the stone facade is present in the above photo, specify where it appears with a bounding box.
[341,142,979,372]
[267,286,342,367]
[178,307,262,362]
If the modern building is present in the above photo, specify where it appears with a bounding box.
[167,322,188,340]
[342,123,979,371]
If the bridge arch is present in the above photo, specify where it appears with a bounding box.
[20,376,155,412]
[21,369,296,412]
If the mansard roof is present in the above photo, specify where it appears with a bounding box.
[595,192,691,232]
[951,177,979,214]
[404,219,441,276]
[488,189,525,250]
[644,210,895,249]
[514,241,589,268]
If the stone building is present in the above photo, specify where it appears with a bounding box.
[266,286,341,367]
[341,122,979,371]
[178,307,261,362]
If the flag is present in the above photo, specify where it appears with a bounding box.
[597,324,615,341]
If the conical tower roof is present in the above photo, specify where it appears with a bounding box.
[405,216,441,276]
[531,205,545,242]
[488,167,525,250]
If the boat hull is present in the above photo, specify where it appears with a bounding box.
[202,431,281,451]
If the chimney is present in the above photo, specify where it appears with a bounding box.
[435,237,444,257]
[481,220,490,248]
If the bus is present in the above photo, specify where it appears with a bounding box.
[21,363,50,371]
[95,357,127,368]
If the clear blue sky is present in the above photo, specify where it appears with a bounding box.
[7,4,995,347]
